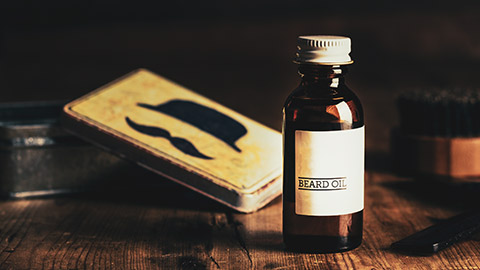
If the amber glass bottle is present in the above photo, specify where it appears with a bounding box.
[283,36,364,253]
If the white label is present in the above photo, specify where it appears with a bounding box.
[295,126,364,216]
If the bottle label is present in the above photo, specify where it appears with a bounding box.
[295,126,364,216]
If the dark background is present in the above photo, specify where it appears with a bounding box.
[1,1,480,152]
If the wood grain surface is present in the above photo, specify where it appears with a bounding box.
[1,163,479,269]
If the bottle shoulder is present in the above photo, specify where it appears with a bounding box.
[283,83,364,130]
[284,83,359,105]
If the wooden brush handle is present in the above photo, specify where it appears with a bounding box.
[393,131,480,179]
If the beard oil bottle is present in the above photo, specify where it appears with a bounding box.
[283,36,364,253]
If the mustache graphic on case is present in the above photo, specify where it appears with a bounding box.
[125,99,248,159]
[137,100,247,152]
[125,117,213,159]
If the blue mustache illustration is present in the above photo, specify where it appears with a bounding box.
[125,117,213,159]
[137,100,247,152]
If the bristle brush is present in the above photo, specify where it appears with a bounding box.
[393,89,480,180]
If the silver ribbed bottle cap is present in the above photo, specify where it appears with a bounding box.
[294,35,353,65]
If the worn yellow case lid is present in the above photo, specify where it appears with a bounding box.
[62,69,282,213]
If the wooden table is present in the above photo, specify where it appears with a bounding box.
[1,154,479,269]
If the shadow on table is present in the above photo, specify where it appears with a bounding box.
[366,151,392,173]
[52,163,235,213]
[367,150,480,211]
[381,174,480,212]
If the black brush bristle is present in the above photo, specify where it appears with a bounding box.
[397,89,480,138]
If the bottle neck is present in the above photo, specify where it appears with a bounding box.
[297,64,348,87]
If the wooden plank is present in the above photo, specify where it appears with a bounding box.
[0,170,479,269]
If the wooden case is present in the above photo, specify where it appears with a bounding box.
[62,69,282,213]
